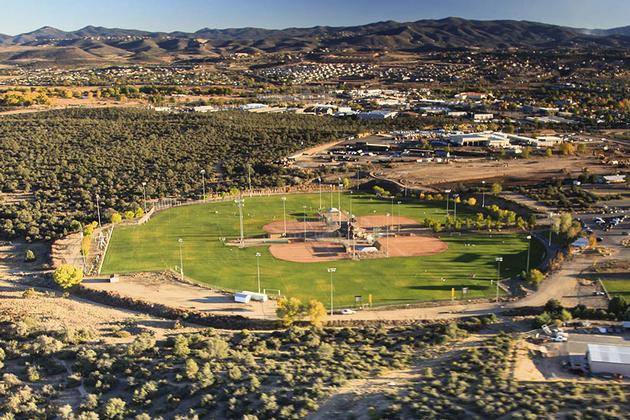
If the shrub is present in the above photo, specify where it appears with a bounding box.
[24,249,36,262]
[102,398,126,419]
[53,264,83,289]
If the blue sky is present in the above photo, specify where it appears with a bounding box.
[1,0,628,35]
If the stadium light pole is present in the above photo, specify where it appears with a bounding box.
[444,189,451,222]
[178,238,184,281]
[142,181,147,213]
[255,252,262,293]
[95,193,102,228]
[281,197,287,237]
[495,256,503,303]
[386,213,390,257]
[328,267,336,316]
[235,197,245,247]
[397,201,402,233]
[526,235,532,275]
[330,184,334,209]
[453,194,459,220]
[338,183,343,224]
[481,180,486,208]
[303,205,307,240]
[200,169,206,202]
[318,177,322,210]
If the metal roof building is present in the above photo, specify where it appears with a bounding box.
[587,344,630,377]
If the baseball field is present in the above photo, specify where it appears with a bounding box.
[102,193,544,307]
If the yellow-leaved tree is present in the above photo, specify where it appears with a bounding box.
[53,265,83,289]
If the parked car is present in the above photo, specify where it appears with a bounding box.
[340,308,356,315]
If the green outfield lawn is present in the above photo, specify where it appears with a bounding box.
[602,278,630,298]
[102,193,544,307]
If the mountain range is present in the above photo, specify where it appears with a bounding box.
[0,17,629,66]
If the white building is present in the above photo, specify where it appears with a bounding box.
[473,113,494,122]
[587,344,630,377]
[357,110,398,120]
[449,132,510,148]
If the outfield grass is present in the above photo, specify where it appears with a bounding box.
[102,193,544,307]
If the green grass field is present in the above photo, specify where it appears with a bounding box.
[102,193,544,307]
[602,278,630,298]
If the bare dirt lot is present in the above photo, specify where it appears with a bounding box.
[378,156,611,187]
[269,241,348,262]
[0,278,196,342]
[83,271,276,320]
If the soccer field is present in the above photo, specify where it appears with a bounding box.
[102,193,544,307]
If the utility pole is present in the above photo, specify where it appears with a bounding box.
[178,238,184,281]
[142,181,147,213]
[330,184,334,209]
[96,194,102,228]
[281,197,287,237]
[526,235,532,275]
[200,169,206,201]
[481,180,486,208]
[235,197,245,247]
[495,256,503,303]
[328,267,336,316]
[397,201,401,233]
[255,252,261,293]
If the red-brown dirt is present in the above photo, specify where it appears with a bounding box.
[356,215,420,228]
[263,219,334,234]
[269,241,348,263]
[375,236,448,257]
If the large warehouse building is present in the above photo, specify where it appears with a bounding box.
[587,344,630,377]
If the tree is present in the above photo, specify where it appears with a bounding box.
[608,296,628,320]
[545,148,553,158]
[53,264,83,289]
[491,182,502,195]
[521,146,532,159]
[306,300,326,328]
[466,197,477,206]
[527,269,545,287]
[276,297,304,327]
[577,143,587,154]
[559,142,575,156]
[134,207,145,218]
[24,249,36,262]
[544,299,563,314]
[342,178,351,190]
[110,213,122,224]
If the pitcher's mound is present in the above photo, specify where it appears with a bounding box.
[269,241,348,263]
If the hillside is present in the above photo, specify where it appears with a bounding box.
[0,18,628,65]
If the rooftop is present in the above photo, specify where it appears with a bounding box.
[587,344,630,365]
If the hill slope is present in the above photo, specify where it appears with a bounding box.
[1,18,628,65]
